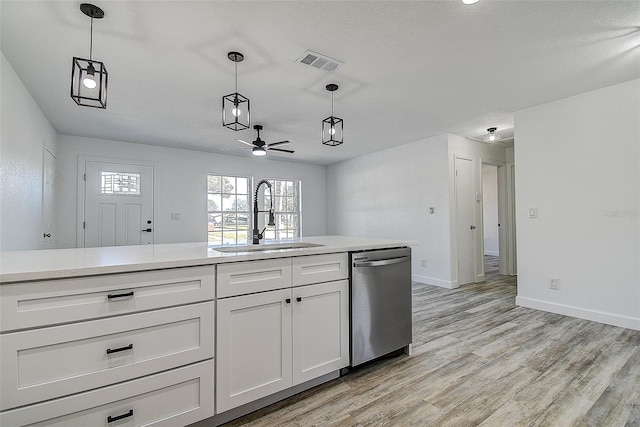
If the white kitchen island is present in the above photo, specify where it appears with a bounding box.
[0,236,415,427]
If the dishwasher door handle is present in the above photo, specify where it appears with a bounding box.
[353,256,410,268]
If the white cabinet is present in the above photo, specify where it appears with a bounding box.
[216,289,292,413]
[1,303,213,410]
[0,266,215,426]
[292,253,348,286]
[217,258,291,298]
[216,254,349,414]
[292,280,349,385]
[0,360,214,427]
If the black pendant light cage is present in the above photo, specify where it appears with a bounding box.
[222,52,250,131]
[71,57,108,108]
[71,3,108,109]
[322,84,343,146]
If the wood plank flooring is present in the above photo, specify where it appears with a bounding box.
[224,257,640,426]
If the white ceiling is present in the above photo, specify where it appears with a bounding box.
[1,1,638,165]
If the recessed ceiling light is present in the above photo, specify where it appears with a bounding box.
[462,0,480,4]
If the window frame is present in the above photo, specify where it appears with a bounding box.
[263,178,302,241]
[206,174,252,246]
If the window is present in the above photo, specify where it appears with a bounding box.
[99,171,140,195]
[264,179,301,241]
[207,175,250,245]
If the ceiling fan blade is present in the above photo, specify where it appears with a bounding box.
[237,139,255,147]
[269,148,295,154]
[267,140,291,147]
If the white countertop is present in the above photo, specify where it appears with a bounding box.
[0,236,417,283]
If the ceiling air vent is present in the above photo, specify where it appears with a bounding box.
[296,50,343,72]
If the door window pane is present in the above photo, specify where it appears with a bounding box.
[99,172,141,195]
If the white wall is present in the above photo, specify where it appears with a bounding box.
[482,164,499,256]
[327,134,453,286]
[326,133,507,288]
[55,135,327,249]
[515,79,640,330]
[0,53,58,251]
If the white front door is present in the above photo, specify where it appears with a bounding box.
[456,157,476,286]
[42,148,56,249]
[83,161,154,248]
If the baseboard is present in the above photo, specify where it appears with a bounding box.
[516,296,640,331]
[412,274,458,289]
[484,250,499,256]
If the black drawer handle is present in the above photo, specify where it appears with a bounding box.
[108,409,133,423]
[285,298,291,304]
[296,297,302,302]
[107,291,134,301]
[106,344,133,355]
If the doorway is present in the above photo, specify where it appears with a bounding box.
[82,160,154,248]
[482,164,499,277]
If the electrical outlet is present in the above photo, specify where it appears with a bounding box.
[421,259,427,268]
[171,212,180,221]
[549,278,560,290]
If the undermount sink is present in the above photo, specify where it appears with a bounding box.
[213,242,325,253]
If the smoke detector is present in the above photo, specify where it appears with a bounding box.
[296,50,343,72]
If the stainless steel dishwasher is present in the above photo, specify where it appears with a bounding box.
[350,247,412,367]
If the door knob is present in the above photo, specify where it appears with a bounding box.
[141,228,152,232]
[470,225,476,230]
[43,233,51,238]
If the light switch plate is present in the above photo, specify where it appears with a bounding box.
[528,208,538,218]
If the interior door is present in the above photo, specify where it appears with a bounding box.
[456,157,475,285]
[42,148,56,249]
[497,164,508,274]
[84,161,154,248]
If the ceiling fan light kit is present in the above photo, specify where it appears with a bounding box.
[322,83,343,146]
[483,127,503,143]
[71,3,108,109]
[237,125,294,157]
[222,51,250,131]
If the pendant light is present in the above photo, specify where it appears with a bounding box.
[483,127,503,143]
[222,51,250,131]
[71,3,108,109]
[322,84,343,146]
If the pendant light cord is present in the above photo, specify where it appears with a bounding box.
[89,16,94,60]
[234,60,238,93]
[331,92,334,116]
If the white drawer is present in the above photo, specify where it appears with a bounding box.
[0,360,214,427]
[217,258,291,298]
[0,266,214,332]
[292,253,348,286]
[0,302,214,410]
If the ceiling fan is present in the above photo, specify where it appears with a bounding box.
[237,125,294,157]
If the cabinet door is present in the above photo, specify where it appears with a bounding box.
[292,280,349,385]
[216,289,292,413]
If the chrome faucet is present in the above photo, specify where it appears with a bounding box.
[253,180,275,244]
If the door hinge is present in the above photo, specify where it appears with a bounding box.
[83,173,86,181]
[83,221,86,229]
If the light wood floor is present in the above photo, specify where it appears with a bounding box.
[225,258,640,426]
